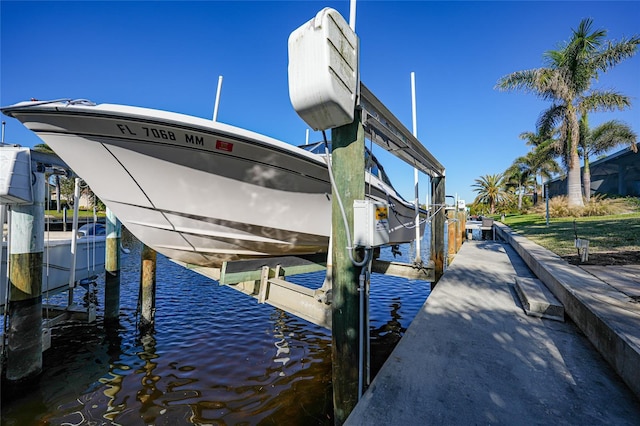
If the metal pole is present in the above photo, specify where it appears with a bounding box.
[349,0,357,31]
[213,75,223,122]
[410,72,421,264]
[67,178,81,305]
[6,167,45,382]
[545,183,550,227]
[104,207,121,321]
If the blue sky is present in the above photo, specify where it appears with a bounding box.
[2,1,639,205]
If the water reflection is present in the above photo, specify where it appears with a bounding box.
[1,233,431,425]
[369,298,404,378]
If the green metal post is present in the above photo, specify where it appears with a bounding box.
[331,109,365,424]
[104,208,121,321]
[6,168,45,383]
[430,176,445,286]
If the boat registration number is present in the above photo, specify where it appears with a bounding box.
[116,123,204,146]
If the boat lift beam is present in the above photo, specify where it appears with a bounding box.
[173,255,434,330]
[360,82,445,178]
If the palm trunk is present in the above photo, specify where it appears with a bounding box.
[567,150,584,207]
[518,184,523,209]
[567,111,584,208]
[583,153,591,203]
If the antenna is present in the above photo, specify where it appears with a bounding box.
[213,75,223,122]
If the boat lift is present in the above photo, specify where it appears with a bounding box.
[175,249,434,330]
[175,69,446,330]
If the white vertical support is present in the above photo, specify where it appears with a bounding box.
[213,75,223,122]
[349,0,357,31]
[411,72,421,263]
[67,178,80,307]
[258,266,270,303]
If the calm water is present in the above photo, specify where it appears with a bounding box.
[1,231,431,425]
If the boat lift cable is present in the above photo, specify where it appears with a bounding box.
[321,130,372,268]
[383,192,429,231]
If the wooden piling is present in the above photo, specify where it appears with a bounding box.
[458,210,466,251]
[6,169,45,383]
[139,244,156,332]
[447,209,456,264]
[430,176,445,286]
[104,208,121,321]
[331,110,365,424]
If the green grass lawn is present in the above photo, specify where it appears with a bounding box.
[502,212,640,256]
[44,210,105,219]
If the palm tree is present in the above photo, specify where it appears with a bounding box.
[472,173,509,214]
[579,114,638,201]
[505,157,535,210]
[497,19,639,207]
[519,131,562,203]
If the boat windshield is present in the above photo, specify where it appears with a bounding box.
[298,141,397,190]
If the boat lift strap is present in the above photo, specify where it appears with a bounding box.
[360,83,445,178]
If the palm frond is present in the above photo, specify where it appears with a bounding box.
[580,90,631,113]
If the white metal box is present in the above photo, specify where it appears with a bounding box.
[42,327,52,351]
[0,147,33,205]
[288,7,359,131]
[353,199,390,248]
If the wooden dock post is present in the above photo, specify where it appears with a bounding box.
[6,168,45,383]
[331,110,366,424]
[430,176,445,286]
[447,209,456,264]
[457,210,466,251]
[104,208,121,321]
[139,244,156,332]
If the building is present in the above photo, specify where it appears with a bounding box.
[547,143,639,198]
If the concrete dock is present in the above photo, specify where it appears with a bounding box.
[346,235,640,424]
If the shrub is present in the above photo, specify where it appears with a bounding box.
[522,195,640,218]
[581,195,614,216]
[547,196,575,218]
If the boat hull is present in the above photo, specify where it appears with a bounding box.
[3,101,423,267]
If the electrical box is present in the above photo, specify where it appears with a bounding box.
[0,147,33,205]
[42,327,52,352]
[353,200,390,248]
[288,7,359,131]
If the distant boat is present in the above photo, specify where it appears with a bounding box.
[1,231,106,311]
[2,100,424,268]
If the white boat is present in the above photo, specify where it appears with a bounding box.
[2,99,424,268]
[1,231,106,311]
